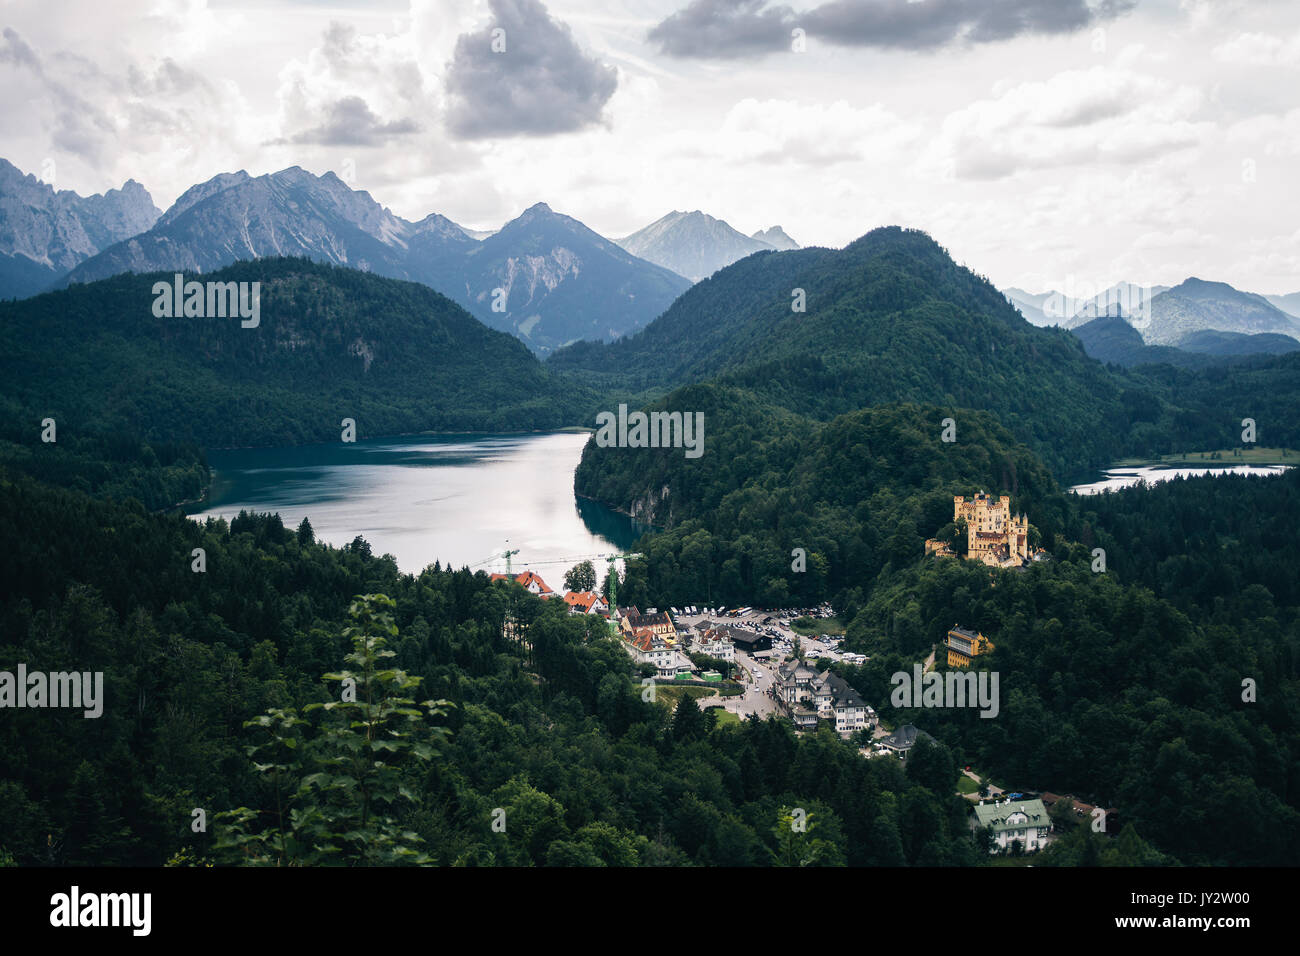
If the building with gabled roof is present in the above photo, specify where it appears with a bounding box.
[692,626,735,662]
[878,723,934,759]
[563,591,608,615]
[776,663,875,737]
[618,606,675,639]
[491,570,557,597]
[973,798,1052,853]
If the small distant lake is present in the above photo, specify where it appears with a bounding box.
[188,432,650,582]
[1069,463,1291,495]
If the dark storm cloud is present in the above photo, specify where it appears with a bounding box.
[648,0,798,58]
[444,0,618,139]
[650,0,1138,58]
[272,96,421,146]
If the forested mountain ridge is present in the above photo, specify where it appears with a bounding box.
[0,257,591,450]
[0,472,991,867]
[554,227,1136,477]
[51,165,690,355]
[577,386,1065,609]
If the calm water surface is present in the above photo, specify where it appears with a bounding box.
[1069,463,1290,495]
[189,432,648,583]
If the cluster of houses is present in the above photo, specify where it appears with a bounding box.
[772,659,876,737]
[488,571,738,680]
[490,570,611,616]
[493,568,1074,856]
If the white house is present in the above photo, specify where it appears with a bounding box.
[973,799,1052,853]
[692,626,735,663]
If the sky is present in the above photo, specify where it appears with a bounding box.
[2,0,1298,295]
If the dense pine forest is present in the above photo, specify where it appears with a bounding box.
[2,237,1297,868]
[0,474,995,867]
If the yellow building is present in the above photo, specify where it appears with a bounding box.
[946,626,994,667]
[954,492,1029,568]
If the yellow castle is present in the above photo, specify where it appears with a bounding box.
[928,492,1030,568]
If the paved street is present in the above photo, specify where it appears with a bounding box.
[672,606,844,721]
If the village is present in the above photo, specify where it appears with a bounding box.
[486,491,1106,856]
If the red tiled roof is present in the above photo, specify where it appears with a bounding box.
[492,570,554,593]
[564,591,603,612]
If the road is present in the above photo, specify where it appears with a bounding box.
[961,768,1004,799]
[670,606,844,721]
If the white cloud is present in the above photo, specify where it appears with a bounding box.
[1213,31,1300,68]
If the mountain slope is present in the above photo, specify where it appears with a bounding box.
[458,203,691,353]
[1,258,588,447]
[553,227,1133,476]
[616,210,777,281]
[1265,291,1300,319]
[0,158,160,298]
[1143,278,1300,345]
[1071,315,1207,367]
[1063,282,1170,328]
[752,225,799,250]
[1003,286,1059,327]
[1177,328,1300,356]
[60,166,439,286]
[60,167,685,355]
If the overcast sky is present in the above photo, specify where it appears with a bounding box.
[2,0,1297,294]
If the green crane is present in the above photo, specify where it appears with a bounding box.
[604,552,642,636]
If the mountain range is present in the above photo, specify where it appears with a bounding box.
[615,210,799,281]
[1,160,691,355]
[52,166,690,355]
[1006,277,1300,357]
[0,158,161,299]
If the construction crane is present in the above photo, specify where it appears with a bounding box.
[604,552,642,613]
[503,544,520,580]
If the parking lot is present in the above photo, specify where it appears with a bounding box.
[668,604,864,720]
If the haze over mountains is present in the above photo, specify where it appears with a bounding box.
[1005,276,1300,362]
[615,210,799,281]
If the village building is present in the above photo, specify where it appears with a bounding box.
[878,723,934,759]
[491,570,558,597]
[626,627,692,679]
[945,625,995,667]
[775,662,875,738]
[973,798,1052,853]
[562,591,608,615]
[618,607,676,640]
[691,626,735,663]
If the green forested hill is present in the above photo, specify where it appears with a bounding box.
[553,228,1134,476]
[555,227,1300,479]
[576,384,1065,609]
[0,257,591,449]
[0,474,986,868]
